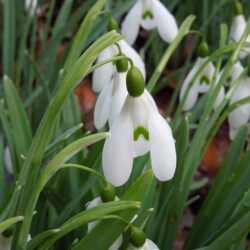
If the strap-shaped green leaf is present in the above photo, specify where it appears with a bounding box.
[0,216,24,233]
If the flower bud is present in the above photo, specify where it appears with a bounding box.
[129,226,146,247]
[126,66,145,97]
[108,17,119,32]
[234,1,243,16]
[100,183,116,202]
[116,55,129,73]
[197,42,209,58]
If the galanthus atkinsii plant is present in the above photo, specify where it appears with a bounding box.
[0,0,250,249]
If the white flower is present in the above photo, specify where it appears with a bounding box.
[92,40,145,93]
[102,90,176,187]
[127,239,159,250]
[229,15,250,59]
[4,147,13,174]
[228,75,250,140]
[25,0,38,16]
[86,197,123,250]
[179,57,216,111]
[121,0,178,45]
[94,72,128,129]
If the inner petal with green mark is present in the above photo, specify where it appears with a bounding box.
[134,126,149,141]
[142,10,154,20]
[200,75,210,85]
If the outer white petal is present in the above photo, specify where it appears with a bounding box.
[214,86,225,109]
[228,78,250,129]
[4,147,13,174]
[229,126,240,140]
[119,40,146,79]
[231,61,244,82]
[92,47,115,93]
[108,73,128,126]
[152,0,178,43]
[25,0,38,15]
[94,82,113,129]
[229,15,246,43]
[0,234,12,250]
[102,110,134,187]
[180,60,201,111]
[149,113,176,181]
[198,61,215,93]
[127,239,159,250]
[121,0,142,45]
[86,197,102,232]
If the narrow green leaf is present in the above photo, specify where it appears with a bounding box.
[0,216,24,233]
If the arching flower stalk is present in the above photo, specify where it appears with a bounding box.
[102,66,176,187]
[121,0,178,45]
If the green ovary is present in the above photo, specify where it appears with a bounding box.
[134,126,149,141]
[142,10,154,20]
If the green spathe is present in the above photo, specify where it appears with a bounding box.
[126,66,145,97]
[197,42,209,58]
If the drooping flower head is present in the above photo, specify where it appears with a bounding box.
[180,42,225,111]
[121,0,178,45]
[102,66,176,186]
[229,0,250,59]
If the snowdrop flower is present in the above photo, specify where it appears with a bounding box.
[229,1,250,59]
[92,40,146,93]
[86,197,123,250]
[127,239,159,250]
[102,66,176,187]
[25,0,38,16]
[228,71,250,140]
[121,0,178,45]
[180,42,218,111]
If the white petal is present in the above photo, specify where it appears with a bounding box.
[231,61,244,82]
[179,60,200,111]
[127,239,159,250]
[94,82,113,130]
[152,0,178,43]
[134,136,150,157]
[102,112,134,187]
[108,73,128,126]
[86,197,102,232]
[229,126,240,140]
[0,234,12,250]
[119,40,146,79]
[149,113,176,181]
[229,15,247,43]
[92,47,115,93]
[121,0,142,45]
[4,147,13,174]
[214,86,225,109]
[109,236,123,250]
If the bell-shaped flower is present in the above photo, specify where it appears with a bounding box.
[86,197,123,250]
[92,40,145,93]
[229,2,250,59]
[94,71,128,129]
[127,239,159,250]
[102,81,176,186]
[228,75,250,140]
[179,57,216,111]
[121,0,178,45]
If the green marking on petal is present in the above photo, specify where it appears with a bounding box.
[134,126,149,141]
[142,10,154,20]
[200,75,210,85]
